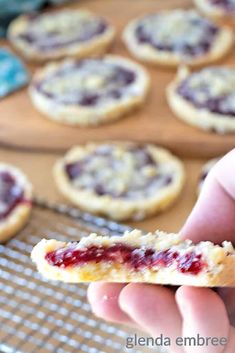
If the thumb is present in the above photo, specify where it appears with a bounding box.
[181,149,235,244]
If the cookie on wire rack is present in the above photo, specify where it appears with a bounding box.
[53,142,185,221]
[32,229,235,287]
[8,9,115,61]
[0,163,33,242]
[123,9,233,68]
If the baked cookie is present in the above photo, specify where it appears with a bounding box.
[8,9,115,61]
[31,229,235,287]
[167,66,235,134]
[123,9,233,68]
[194,0,235,28]
[198,158,219,194]
[29,56,150,126]
[0,163,33,242]
[53,142,185,221]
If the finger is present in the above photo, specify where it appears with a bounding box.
[217,288,235,326]
[176,286,229,353]
[224,327,235,353]
[119,283,183,353]
[181,149,235,243]
[87,282,135,325]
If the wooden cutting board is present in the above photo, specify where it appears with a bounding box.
[1,0,235,157]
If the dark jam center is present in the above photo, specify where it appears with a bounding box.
[177,76,235,116]
[19,18,107,50]
[64,146,172,198]
[209,0,235,10]
[37,61,136,106]
[45,243,205,275]
[136,16,218,57]
[0,172,25,220]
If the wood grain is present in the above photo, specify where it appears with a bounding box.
[0,0,235,157]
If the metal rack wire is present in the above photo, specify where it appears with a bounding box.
[0,201,151,353]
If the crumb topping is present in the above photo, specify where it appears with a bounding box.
[35,58,145,106]
[177,67,235,115]
[15,10,109,51]
[134,10,219,57]
[63,144,176,200]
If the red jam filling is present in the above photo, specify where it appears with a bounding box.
[45,243,205,275]
[0,171,28,220]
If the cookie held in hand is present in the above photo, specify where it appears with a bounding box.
[31,229,235,287]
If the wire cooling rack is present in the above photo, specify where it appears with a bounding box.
[0,200,154,353]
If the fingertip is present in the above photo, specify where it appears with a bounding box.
[176,286,229,352]
[119,283,182,336]
[87,282,131,323]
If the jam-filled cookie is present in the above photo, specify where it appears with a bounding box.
[123,9,233,67]
[32,229,235,287]
[8,9,115,61]
[198,158,219,194]
[167,66,235,133]
[53,142,185,221]
[194,0,235,28]
[0,163,33,242]
[29,56,150,126]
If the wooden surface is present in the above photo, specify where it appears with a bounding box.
[0,147,204,233]
[0,0,235,157]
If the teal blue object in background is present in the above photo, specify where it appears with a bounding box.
[0,0,44,15]
[0,0,71,37]
[0,49,29,98]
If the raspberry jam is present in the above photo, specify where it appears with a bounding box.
[18,17,108,50]
[64,145,173,199]
[45,243,205,275]
[0,171,25,220]
[36,60,137,106]
[209,0,235,11]
[135,14,218,57]
[176,68,235,117]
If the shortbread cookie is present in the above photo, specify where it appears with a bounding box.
[198,158,219,194]
[29,56,150,126]
[54,142,184,221]
[167,66,235,133]
[0,163,33,242]
[123,9,233,67]
[194,0,235,28]
[31,229,235,287]
[8,9,115,61]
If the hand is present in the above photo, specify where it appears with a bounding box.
[87,149,235,353]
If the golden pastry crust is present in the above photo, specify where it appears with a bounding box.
[167,66,235,134]
[0,163,33,242]
[194,0,235,29]
[53,142,185,221]
[29,55,150,126]
[31,229,235,287]
[123,9,233,68]
[8,9,115,62]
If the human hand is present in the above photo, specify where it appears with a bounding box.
[87,149,235,353]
